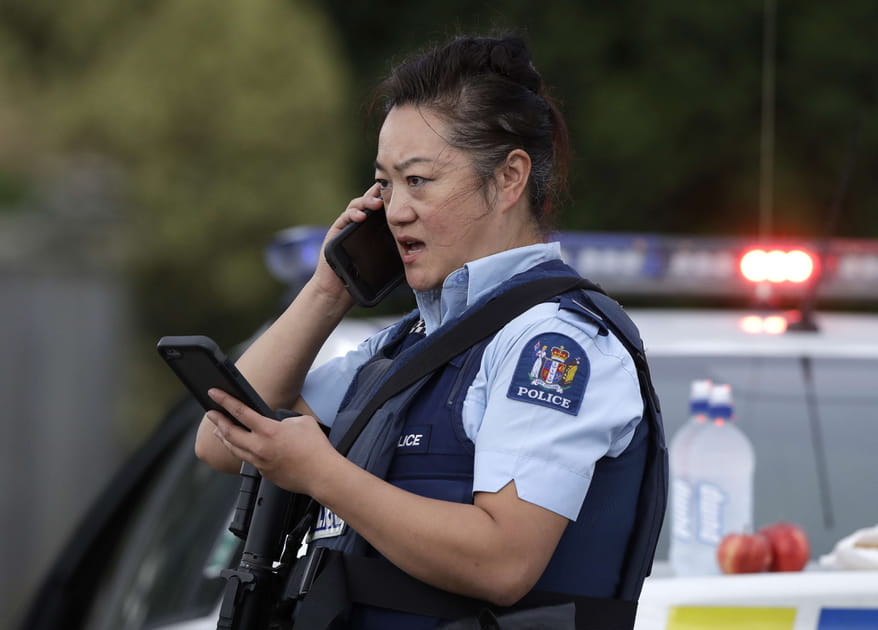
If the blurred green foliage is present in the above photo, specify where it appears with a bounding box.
[0,0,356,435]
[0,0,876,438]
[325,0,877,238]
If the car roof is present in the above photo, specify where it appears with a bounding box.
[628,309,878,359]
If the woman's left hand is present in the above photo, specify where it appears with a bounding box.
[205,388,339,495]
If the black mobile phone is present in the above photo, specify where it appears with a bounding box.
[324,208,405,307]
[157,335,273,430]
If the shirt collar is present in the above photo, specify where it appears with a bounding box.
[413,242,562,335]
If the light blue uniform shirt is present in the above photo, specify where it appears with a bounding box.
[301,242,643,520]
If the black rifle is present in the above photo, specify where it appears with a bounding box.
[217,410,324,630]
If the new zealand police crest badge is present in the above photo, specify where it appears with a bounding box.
[506,333,589,416]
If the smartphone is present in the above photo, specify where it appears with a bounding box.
[157,335,273,430]
[324,208,405,307]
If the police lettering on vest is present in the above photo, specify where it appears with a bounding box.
[399,433,422,446]
[312,506,346,540]
[396,425,431,453]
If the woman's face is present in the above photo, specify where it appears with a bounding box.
[375,105,518,292]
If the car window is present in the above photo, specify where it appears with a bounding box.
[84,423,241,630]
[649,354,878,562]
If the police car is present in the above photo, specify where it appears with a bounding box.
[20,228,878,630]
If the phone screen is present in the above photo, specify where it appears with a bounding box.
[326,209,405,306]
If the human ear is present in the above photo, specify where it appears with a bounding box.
[496,149,532,212]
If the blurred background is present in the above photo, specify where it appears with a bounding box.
[1,1,875,628]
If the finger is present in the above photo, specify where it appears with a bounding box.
[208,410,269,467]
[336,185,384,226]
[212,425,257,465]
[334,205,368,229]
[204,409,226,428]
[207,388,272,434]
[362,182,385,208]
[205,410,244,438]
[207,410,251,449]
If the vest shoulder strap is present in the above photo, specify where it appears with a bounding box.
[335,274,597,456]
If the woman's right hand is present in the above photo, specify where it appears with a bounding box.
[195,187,387,474]
[310,182,386,300]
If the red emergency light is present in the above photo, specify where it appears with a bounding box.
[739,248,816,284]
[739,314,789,335]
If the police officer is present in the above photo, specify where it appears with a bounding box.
[196,35,665,629]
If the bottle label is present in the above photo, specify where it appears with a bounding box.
[671,478,694,541]
[696,482,726,544]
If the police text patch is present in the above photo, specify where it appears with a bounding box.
[396,425,431,454]
[506,334,589,416]
[311,506,346,540]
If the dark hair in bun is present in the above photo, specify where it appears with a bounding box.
[372,35,570,231]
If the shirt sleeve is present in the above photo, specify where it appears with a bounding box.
[300,324,397,427]
[464,302,643,520]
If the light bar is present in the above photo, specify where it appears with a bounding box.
[263,228,878,303]
[739,248,816,284]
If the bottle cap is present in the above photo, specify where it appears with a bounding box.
[690,379,713,401]
[708,383,734,421]
[709,383,733,406]
[689,379,712,416]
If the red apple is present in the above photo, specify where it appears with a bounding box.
[716,532,772,574]
[758,522,810,572]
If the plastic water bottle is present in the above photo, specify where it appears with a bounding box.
[668,379,713,576]
[685,383,756,575]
